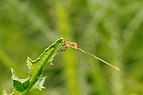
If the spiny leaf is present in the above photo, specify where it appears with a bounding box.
[32,77,47,91]
[11,69,30,92]
[38,77,46,90]
[4,38,65,94]
[24,38,65,93]
[26,57,33,70]
[13,80,29,92]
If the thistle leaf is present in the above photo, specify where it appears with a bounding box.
[13,80,29,92]
[4,38,65,94]
[11,69,30,92]
[32,77,47,91]
[26,57,33,70]
[38,77,46,90]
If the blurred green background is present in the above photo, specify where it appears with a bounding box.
[0,0,143,95]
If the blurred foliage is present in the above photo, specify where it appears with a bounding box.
[0,0,143,95]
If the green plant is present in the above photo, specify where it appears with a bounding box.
[3,38,119,95]
[3,38,65,95]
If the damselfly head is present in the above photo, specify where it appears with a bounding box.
[64,40,78,49]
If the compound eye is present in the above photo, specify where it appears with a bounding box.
[64,40,69,45]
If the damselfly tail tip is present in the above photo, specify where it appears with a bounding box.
[115,67,120,71]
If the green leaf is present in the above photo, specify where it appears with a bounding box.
[38,77,46,90]
[13,80,29,92]
[24,38,65,93]
[32,77,47,91]
[26,57,33,70]
[11,69,30,92]
[4,38,66,94]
